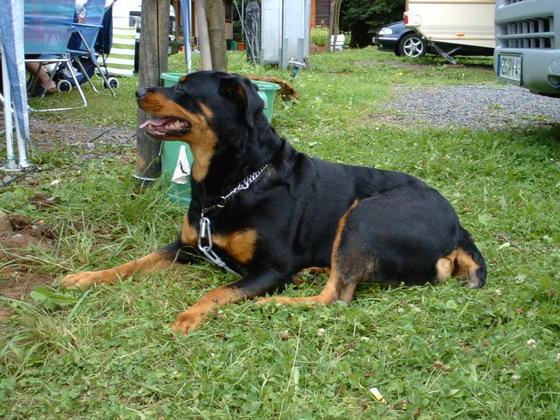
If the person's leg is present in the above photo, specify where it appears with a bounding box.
[26,62,57,92]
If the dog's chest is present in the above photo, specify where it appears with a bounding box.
[180,216,258,264]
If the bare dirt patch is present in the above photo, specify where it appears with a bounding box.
[1,118,135,187]
[0,211,55,254]
[0,115,134,157]
[29,119,134,153]
[1,269,52,300]
[1,211,56,320]
[0,269,53,322]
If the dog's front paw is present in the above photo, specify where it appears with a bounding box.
[61,270,112,289]
[172,310,204,335]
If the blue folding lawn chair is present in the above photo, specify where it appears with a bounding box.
[24,0,88,111]
[68,0,117,97]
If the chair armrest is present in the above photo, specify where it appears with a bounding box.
[72,23,103,29]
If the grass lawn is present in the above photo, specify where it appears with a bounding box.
[1,49,559,418]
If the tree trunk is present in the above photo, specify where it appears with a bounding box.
[329,0,343,52]
[136,0,170,182]
[195,0,212,70]
[206,0,227,72]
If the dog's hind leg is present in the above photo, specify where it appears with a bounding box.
[435,228,487,288]
[257,200,371,305]
[455,227,487,288]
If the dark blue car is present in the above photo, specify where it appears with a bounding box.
[373,21,427,58]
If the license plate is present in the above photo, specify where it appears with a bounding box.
[498,54,522,83]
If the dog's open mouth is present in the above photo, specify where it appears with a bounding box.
[140,117,191,138]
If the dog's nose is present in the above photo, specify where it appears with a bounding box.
[136,88,148,100]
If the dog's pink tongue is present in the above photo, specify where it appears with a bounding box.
[139,118,170,129]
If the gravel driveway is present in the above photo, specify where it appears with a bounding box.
[379,84,560,130]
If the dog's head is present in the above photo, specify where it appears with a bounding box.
[136,71,265,142]
[136,71,269,182]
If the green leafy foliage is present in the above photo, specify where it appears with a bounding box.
[311,25,330,47]
[341,0,406,47]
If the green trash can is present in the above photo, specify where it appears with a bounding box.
[251,80,281,123]
[158,72,280,207]
[160,73,193,206]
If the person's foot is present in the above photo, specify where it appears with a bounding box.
[46,83,58,93]
[29,83,57,97]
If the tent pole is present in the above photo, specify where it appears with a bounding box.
[14,108,30,168]
[184,0,192,72]
[1,44,17,170]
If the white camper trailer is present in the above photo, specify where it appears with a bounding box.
[404,0,496,62]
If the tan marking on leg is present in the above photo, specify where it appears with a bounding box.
[436,255,454,283]
[257,270,341,305]
[257,201,360,306]
[454,248,481,288]
[181,216,198,245]
[338,281,358,302]
[436,248,480,287]
[172,286,243,334]
[330,200,360,273]
[61,252,171,289]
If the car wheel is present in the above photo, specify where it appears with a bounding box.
[398,33,426,58]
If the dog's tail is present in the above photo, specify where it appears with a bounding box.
[456,226,487,288]
[246,75,299,101]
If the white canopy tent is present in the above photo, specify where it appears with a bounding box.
[0,0,31,170]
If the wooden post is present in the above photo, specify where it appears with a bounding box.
[136,0,170,182]
[328,0,343,52]
[206,0,227,72]
[310,0,316,28]
[195,0,212,70]
[172,0,181,39]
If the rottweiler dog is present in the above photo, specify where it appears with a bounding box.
[62,71,487,334]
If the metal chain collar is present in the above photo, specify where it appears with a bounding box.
[197,164,270,276]
[197,217,240,276]
[201,164,270,215]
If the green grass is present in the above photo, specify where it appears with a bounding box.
[1,48,560,418]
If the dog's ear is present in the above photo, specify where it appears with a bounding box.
[219,75,264,128]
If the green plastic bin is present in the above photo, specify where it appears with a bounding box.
[159,72,280,207]
[160,73,193,206]
[251,80,281,123]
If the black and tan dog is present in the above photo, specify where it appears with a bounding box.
[62,71,487,333]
